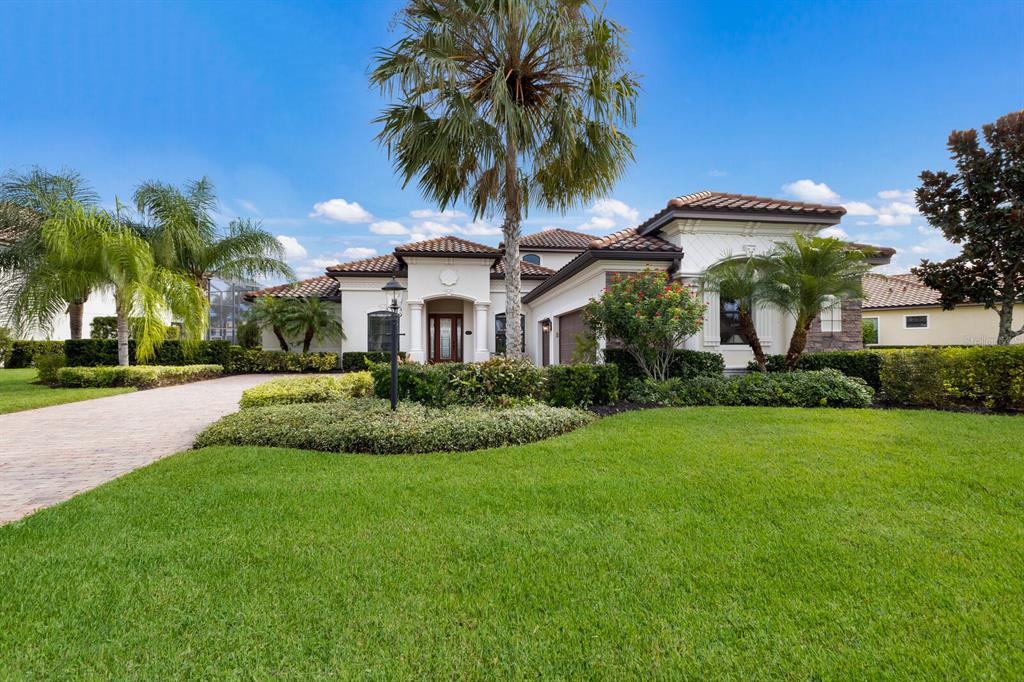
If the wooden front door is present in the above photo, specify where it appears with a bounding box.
[428,314,463,363]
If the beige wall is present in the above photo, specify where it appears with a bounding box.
[865,305,1024,346]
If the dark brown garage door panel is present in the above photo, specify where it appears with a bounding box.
[558,310,587,363]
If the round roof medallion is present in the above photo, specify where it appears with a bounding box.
[439,268,458,286]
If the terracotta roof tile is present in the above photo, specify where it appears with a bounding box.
[491,259,557,279]
[588,227,681,253]
[325,254,404,275]
[862,272,941,309]
[394,236,499,256]
[516,228,594,250]
[247,275,339,299]
[637,190,846,234]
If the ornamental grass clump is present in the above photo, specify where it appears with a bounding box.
[195,399,594,455]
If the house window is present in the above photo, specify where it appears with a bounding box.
[522,253,541,265]
[863,317,879,345]
[820,296,843,333]
[720,299,746,345]
[905,314,929,329]
[495,313,525,354]
[367,311,393,351]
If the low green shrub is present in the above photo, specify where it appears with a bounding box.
[0,327,12,367]
[878,345,1024,410]
[544,363,619,407]
[56,364,223,389]
[342,351,407,372]
[64,339,232,368]
[450,358,545,406]
[750,350,885,390]
[227,347,338,373]
[626,369,874,408]
[33,353,66,384]
[603,347,724,382]
[195,399,595,455]
[240,372,374,408]
[370,362,465,406]
[7,340,64,369]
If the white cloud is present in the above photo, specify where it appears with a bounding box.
[238,199,261,215]
[410,208,466,220]
[590,198,640,223]
[841,201,877,216]
[818,226,849,240]
[369,220,409,235]
[416,220,456,236]
[782,179,841,204]
[457,219,501,236]
[276,235,307,261]
[341,247,378,260]
[578,215,617,232]
[309,198,373,223]
[878,189,915,202]
[294,256,341,279]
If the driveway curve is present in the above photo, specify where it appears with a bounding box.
[0,373,279,524]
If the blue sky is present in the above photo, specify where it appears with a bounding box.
[2,0,1021,280]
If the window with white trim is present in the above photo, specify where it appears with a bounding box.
[522,253,541,265]
[820,296,842,333]
[367,311,393,351]
[904,314,929,329]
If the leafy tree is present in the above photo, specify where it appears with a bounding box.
[0,167,100,338]
[912,110,1024,345]
[583,270,706,381]
[133,177,294,292]
[761,235,870,370]
[244,296,292,351]
[35,203,207,365]
[279,297,345,353]
[370,0,639,359]
[702,257,770,372]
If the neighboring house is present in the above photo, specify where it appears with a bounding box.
[250,191,893,370]
[862,272,1024,346]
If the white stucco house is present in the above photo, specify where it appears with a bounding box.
[251,191,892,370]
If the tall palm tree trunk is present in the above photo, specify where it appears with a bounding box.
[67,295,87,339]
[273,326,290,352]
[738,311,767,372]
[115,293,130,366]
[503,137,524,360]
[302,329,314,353]
[784,316,813,371]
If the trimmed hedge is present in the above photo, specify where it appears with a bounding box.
[89,316,178,341]
[64,339,232,368]
[228,348,338,373]
[370,362,466,406]
[545,363,619,407]
[879,345,1024,410]
[752,351,885,390]
[239,373,374,408]
[342,351,407,373]
[625,369,874,408]
[603,348,724,382]
[450,358,545,406]
[56,364,223,389]
[7,340,65,368]
[34,352,66,383]
[194,399,595,455]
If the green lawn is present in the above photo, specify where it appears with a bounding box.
[1,408,1021,678]
[0,368,134,414]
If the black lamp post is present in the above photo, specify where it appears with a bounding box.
[382,275,406,411]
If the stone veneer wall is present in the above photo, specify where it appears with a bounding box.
[804,299,864,352]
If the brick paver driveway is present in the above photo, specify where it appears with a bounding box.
[0,374,279,524]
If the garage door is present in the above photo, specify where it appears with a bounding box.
[558,310,588,364]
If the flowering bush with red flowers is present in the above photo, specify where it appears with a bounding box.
[583,269,707,381]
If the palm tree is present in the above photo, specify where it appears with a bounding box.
[0,167,100,338]
[761,235,871,370]
[38,203,207,365]
[244,296,291,351]
[370,0,639,359]
[279,297,344,353]
[133,177,294,294]
[703,258,770,372]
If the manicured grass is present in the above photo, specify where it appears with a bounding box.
[0,368,133,414]
[1,408,1021,678]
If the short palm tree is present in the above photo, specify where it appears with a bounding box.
[244,296,292,351]
[279,297,344,353]
[761,234,871,370]
[370,0,639,358]
[0,167,100,338]
[703,258,770,372]
[39,203,207,365]
[133,177,294,293]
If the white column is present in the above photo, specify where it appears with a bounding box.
[754,302,773,348]
[702,289,720,348]
[474,302,490,362]
[408,301,425,363]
